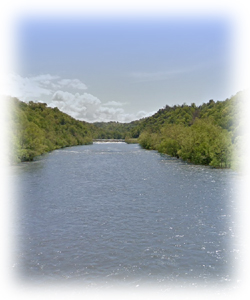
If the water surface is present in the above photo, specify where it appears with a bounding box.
[11,143,241,288]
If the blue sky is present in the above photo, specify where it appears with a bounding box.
[4,15,239,122]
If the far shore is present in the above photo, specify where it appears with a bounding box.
[93,139,125,143]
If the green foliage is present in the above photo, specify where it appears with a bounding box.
[138,119,234,168]
[138,132,153,150]
[157,124,187,157]
[124,137,138,144]
[180,119,233,167]
[92,121,140,139]
[8,98,94,162]
[8,90,244,169]
[136,92,244,168]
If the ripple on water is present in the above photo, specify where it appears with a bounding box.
[12,143,241,288]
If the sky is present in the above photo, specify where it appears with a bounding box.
[1,2,250,300]
[1,14,242,122]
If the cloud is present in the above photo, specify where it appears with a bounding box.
[1,73,54,101]
[50,90,154,123]
[30,74,60,82]
[135,110,154,119]
[2,73,154,122]
[50,90,124,122]
[1,73,88,102]
[57,78,87,90]
[103,101,125,107]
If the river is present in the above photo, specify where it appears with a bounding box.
[10,142,241,289]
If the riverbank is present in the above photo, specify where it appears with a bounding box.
[93,139,125,142]
[9,91,243,168]
[8,98,95,163]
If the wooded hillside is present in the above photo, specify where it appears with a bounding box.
[132,91,243,168]
[8,98,95,162]
[8,91,244,168]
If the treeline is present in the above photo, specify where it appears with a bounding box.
[131,92,243,168]
[8,91,244,168]
[8,97,95,162]
[92,121,139,139]
[86,91,244,168]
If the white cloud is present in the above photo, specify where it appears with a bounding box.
[2,73,154,122]
[57,78,87,90]
[51,83,62,89]
[103,101,125,107]
[50,90,153,123]
[30,74,60,82]
[1,73,88,102]
[135,110,155,119]
[1,73,53,101]
[50,90,123,122]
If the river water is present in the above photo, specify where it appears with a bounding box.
[11,142,241,289]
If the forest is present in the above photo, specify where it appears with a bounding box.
[93,121,139,140]
[8,91,244,169]
[8,97,95,162]
[133,92,244,169]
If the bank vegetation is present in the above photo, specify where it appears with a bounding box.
[8,91,244,169]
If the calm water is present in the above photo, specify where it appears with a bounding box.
[11,142,241,288]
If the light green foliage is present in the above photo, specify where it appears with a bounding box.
[124,137,138,144]
[180,119,233,167]
[157,124,188,157]
[138,132,160,150]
